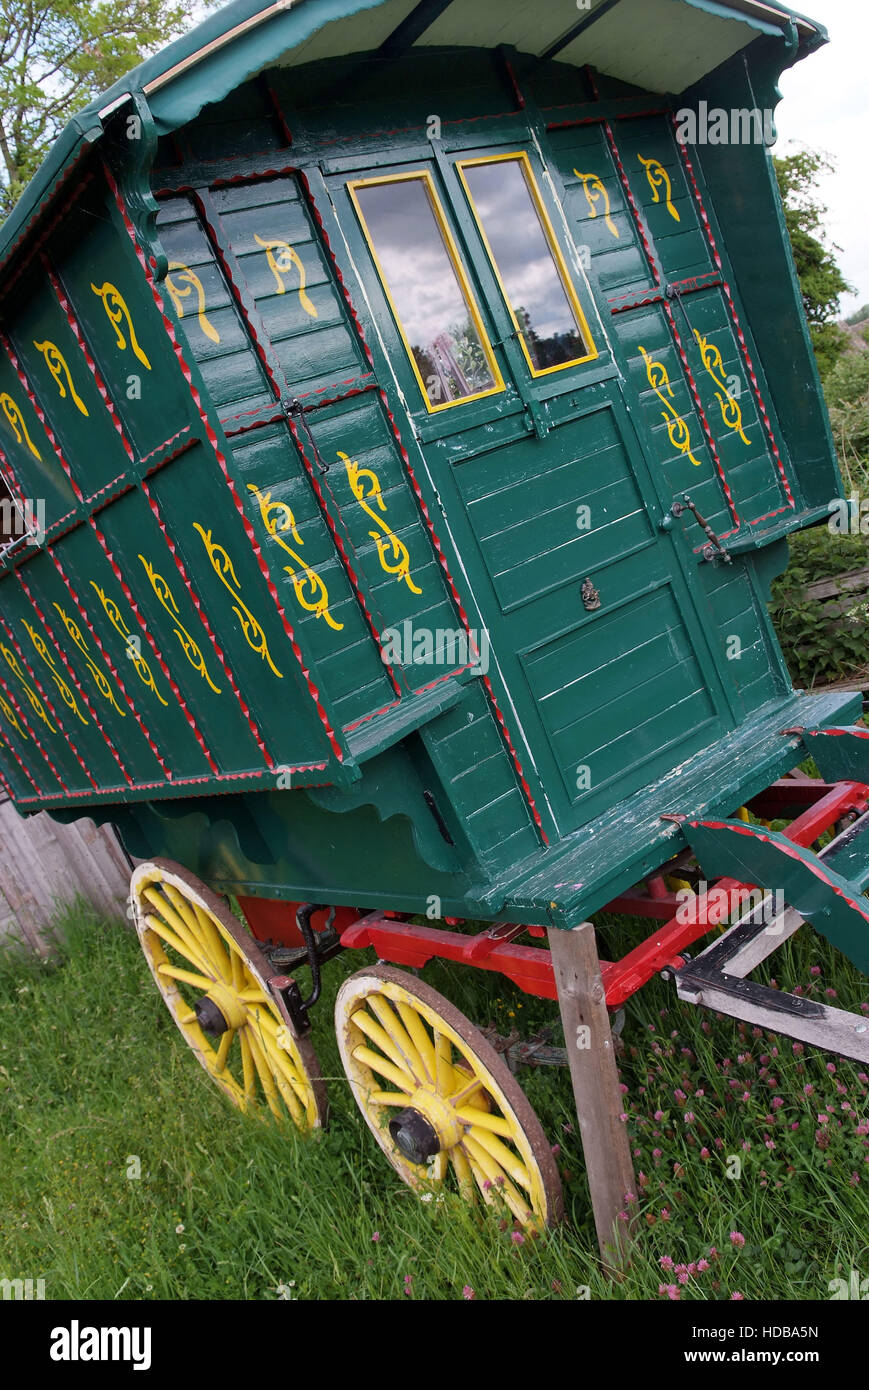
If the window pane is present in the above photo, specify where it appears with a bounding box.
[352,175,499,409]
[461,157,594,374]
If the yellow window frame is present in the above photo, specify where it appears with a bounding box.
[346,170,505,414]
[456,151,598,379]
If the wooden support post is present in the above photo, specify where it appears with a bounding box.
[548,921,637,1269]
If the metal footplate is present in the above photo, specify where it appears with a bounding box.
[675,812,869,1064]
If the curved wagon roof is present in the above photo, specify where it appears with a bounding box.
[0,0,827,275]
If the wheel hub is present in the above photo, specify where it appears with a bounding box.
[388,1084,466,1164]
[389,1108,441,1165]
[195,996,229,1035]
[194,979,248,1034]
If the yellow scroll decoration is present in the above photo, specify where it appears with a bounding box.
[0,693,27,740]
[254,235,318,317]
[1,644,55,732]
[21,620,88,726]
[192,524,283,679]
[247,483,343,632]
[32,340,89,416]
[90,282,152,369]
[573,170,619,239]
[165,263,220,344]
[51,604,126,716]
[89,582,169,708]
[137,555,222,695]
[692,330,751,446]
[639,346,702,467]
[638,155,680,222]
[0,393,41,459]
[338,450,422,594]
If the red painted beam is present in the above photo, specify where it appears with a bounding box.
[341,915,561,999]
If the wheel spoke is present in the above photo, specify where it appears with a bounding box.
[463,1145,495,1204]
[263,1041,305,1124]
[367,996,427,1082]
[462,1133,530,1223]
[449,1073,486,1107]
[351,1043,414,1092]
[230,945,246,992]
[351,1011,417,1084]
[239,986,269,1004]
[240,1030,256,1104]
[144,913,210,973]
[260,1029,310,1110]
[250,1011,314,1109]
[245,1028,284,1120]
[143,888,212,975]
[190,900,234,982]
[213,1028,236,1074]
[434,1029,453,1094]
[449,1143,476,1203]
[467,1126,532,1193]
[455,1105,515,1139]
[156,962,214,991]
[368,1090,411,1105]
[395,1000,436,1082]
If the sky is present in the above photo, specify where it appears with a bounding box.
[775,0,869,316]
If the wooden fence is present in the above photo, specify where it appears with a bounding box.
[0,797,131,953]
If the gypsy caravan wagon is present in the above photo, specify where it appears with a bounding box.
[1,0,868,1255]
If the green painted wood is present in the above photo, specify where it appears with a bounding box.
[823,812,869,895]
[685,816,869,976]
[0,24,859,933]
[469,688,864,926]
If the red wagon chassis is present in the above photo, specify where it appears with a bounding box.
[241,774,869,1013]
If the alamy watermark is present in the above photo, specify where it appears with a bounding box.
[675,102,775,148]
[828,494,869,535]
[50,1321,151,1370]
[675,882,786,928]
[1,1275,45,1300]
[380,620,491,676]
[0,495,45,548]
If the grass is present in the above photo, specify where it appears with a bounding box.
[0,901,867,1302]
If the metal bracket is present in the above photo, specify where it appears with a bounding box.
[671,495,732,564]
[266,904,344,1032]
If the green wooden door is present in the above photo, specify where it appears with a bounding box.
[329,137,739,836]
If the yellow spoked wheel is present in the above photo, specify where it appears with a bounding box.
[130,859,326,1131]
[336,966,563,1228]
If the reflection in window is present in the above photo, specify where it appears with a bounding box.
[348,172,502,412]
[458,153,596,376]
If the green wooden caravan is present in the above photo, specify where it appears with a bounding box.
[1,0,867,1247]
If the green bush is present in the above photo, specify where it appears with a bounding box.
[770,529,869,687]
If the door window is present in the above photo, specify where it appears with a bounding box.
[457,152,597,377]
[347,171,503,413]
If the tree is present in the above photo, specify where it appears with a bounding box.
[773,148,853,379]
[0,1,202,220]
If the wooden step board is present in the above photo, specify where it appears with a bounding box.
[467,688,862,926]
[676,812,869,1064]
[686,817,869,977]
